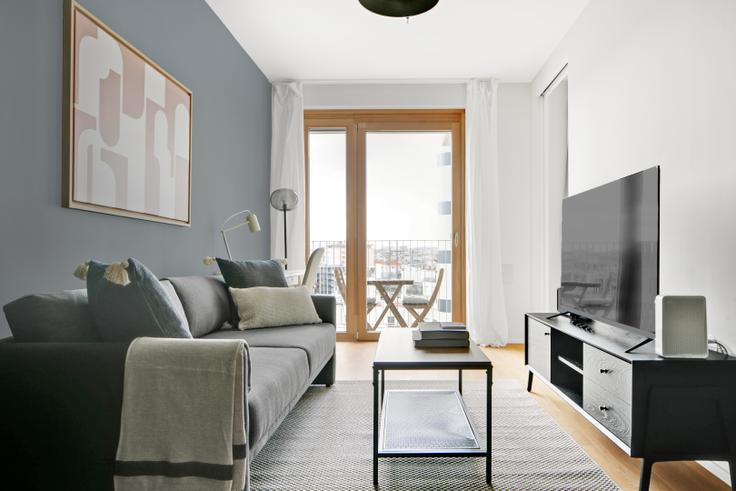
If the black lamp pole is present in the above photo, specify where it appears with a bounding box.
[282,204,288,269]
[270,188,299,271]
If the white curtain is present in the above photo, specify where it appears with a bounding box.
[270,82,306,271]
[465,79,508,346]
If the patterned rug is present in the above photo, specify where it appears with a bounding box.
[251,379,620,490]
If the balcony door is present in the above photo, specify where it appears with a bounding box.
[305,110,464,341]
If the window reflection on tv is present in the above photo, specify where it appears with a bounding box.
[560,167,659,335]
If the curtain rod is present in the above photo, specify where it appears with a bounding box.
[295,79,472,85]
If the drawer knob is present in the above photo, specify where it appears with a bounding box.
[599,405,610,411]
[599,368,610,374]
[544,332,550,336]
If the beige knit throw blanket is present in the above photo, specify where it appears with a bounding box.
[115,337,249,491]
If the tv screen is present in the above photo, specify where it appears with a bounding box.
[560,167,659,336]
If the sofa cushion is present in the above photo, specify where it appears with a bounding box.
[87,259,191,342]
[229,286,321,330]
[246,347,310,451]
[159,280,190,334]
[166,276,232,337]
[202,323,335,379]
[216,258,288,289]
[3,289,98,342]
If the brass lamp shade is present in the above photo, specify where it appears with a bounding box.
[359,0,439,18]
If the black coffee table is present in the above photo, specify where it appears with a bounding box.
[372,328,493,486]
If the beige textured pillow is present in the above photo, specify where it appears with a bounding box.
[229,286,321,330]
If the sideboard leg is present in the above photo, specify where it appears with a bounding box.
[729,458,736,490]
[639,459,653,491]
[526,371,534,392]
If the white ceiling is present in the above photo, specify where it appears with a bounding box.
[205,0,589,82]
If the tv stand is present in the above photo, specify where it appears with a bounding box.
[625,337,653,354]
[547,311,594,331]
[525,313,736,491]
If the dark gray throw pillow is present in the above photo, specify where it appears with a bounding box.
[87,258,192,342]
[215,258,288,327]
[3,289,99,342]
[216,258,288,289]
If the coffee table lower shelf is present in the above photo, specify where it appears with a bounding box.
[378,389,485,456]
[374,389,489,485]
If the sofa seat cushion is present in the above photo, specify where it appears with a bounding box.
[246,347,310,449]
[203,323,335,379]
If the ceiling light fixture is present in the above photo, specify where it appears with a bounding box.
[359,0,440,18]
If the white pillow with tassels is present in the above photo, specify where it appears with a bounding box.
[229,286,321,330]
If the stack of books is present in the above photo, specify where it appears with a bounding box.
[412,322,470,348]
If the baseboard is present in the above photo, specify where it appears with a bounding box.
[698,460,730,485]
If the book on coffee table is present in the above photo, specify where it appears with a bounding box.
[417,327,469,340]
[412,329,469,348]
[419,321,467,330]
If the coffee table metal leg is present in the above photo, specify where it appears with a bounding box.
[486,367,493,484]
[373,366,379,486]
[458,369,463,394]
[381,368,385,404]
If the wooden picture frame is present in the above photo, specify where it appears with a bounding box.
[62,0,193,226]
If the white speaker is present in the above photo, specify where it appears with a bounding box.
[655,295,708,358]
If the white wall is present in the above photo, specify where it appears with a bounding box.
[304,82,533,342]
[532,0,736,482]
[497,84,533,343]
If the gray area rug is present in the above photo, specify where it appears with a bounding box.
[251,379,620,490]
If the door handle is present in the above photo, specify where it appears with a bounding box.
[453,232,459,248]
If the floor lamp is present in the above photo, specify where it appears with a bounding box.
[269,188,299,269]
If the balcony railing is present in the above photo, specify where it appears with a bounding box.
[311,240,452,331]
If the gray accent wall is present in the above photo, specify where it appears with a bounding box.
[0,0,271,337]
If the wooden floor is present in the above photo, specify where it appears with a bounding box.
[335,341,729,491]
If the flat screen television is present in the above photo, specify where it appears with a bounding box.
[559,166,659,338]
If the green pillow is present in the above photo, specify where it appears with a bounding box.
[215,258,288,289]
[87,258,192,342]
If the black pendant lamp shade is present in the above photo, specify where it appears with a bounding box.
[359,0,440,18]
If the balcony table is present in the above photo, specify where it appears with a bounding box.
[367,278,415,328]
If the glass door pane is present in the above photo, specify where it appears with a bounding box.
[365,131,453,332]
[308,129,347,333]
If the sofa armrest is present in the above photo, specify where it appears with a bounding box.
[311,294,336,326]
[0,342,130,489]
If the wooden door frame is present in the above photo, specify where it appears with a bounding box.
[304,118,357,342]
[304,109,465,341]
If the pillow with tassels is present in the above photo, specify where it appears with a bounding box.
[74,258,192,342]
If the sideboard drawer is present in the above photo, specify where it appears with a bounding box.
[583,344,632,405]
[527,318,551,380]
[583,377,632,446]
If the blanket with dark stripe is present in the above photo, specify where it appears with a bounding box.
[114,337,249,491]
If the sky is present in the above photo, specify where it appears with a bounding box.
[308,131,452,242]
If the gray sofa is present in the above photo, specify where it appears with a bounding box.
[0,275,336,489]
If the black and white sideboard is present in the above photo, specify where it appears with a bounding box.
[525,313,736,491]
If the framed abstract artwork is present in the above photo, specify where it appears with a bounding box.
[63,0,192,226]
